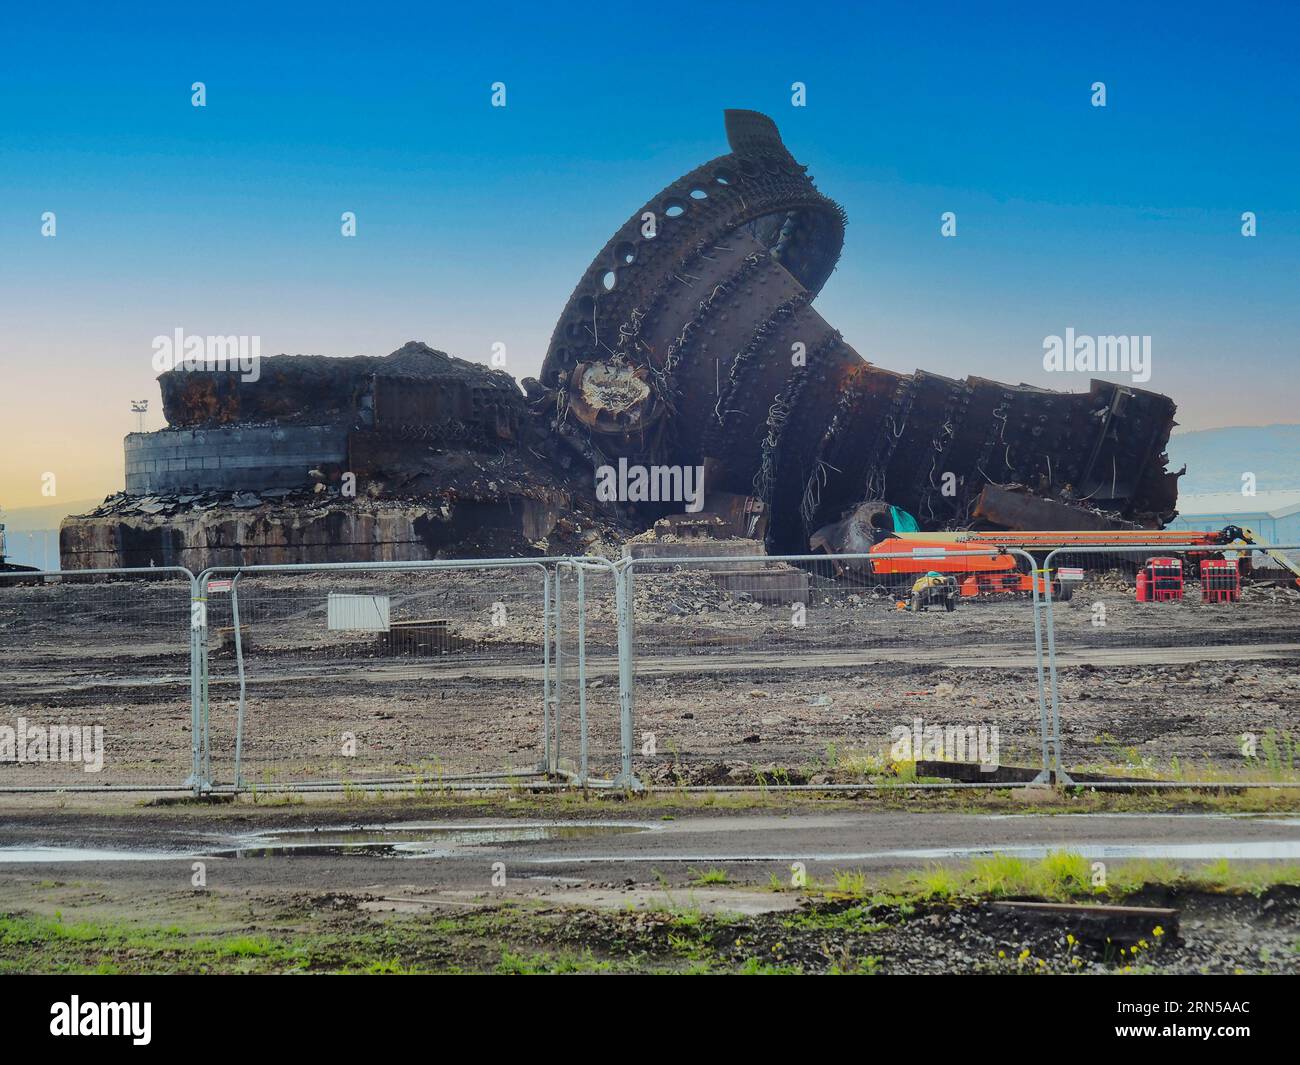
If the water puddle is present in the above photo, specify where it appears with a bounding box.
[0,821,649,864]
[0,847,191,864]
[212,821,649,859]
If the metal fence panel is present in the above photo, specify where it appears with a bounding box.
[622,549,1051,789]
[1041,543,1300,785]
[553,560,623,783]
[0,569,196,791]
[3,538,1295,795]
[197,561,553,791]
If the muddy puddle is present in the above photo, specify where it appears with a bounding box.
[0,821,650,863]
[210,821,650,859]
[0,847,193,864]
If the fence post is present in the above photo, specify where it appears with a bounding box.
[231,571,247,792]
[577,562,589,784]
[539,566,553,775]
[552,564,564,775]
[1012,548,1055,785]
[1040,547,1070,784]
[187,573,206,795]
[613,558,642,790]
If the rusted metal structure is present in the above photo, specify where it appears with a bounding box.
[538,109,1180,553]
[61,109,1183,569]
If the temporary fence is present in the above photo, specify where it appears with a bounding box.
[621,548,1053,789]
[0,567,198,791]
[1039,543,1300,786]
[198,559,556,793]
[0,540,1296,793]
[552,558,626,785]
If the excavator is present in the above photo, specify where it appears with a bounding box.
[866,525,1300,600]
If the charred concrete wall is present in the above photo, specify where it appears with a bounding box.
[59,496,568,570]
[125,426,348,494]
[62,342,596,568]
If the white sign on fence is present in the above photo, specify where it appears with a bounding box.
[207,579,232,593]
[327,593,391,631]
[1057,567,1085,582]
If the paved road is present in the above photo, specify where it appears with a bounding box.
[1,811,1298,903]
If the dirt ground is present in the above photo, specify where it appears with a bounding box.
[1,568,1297,789]
[4,880,1294,975]
[1,798,1297,974]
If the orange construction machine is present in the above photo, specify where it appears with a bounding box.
[867,535,1068,599]
[864,524,1300,599]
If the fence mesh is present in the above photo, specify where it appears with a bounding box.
[553,562,623,782]
[1042,545,1300,784]
[200,563,550,790]
[0,570,194,790]
[623,550,1049,787]
[3,541,1295,794]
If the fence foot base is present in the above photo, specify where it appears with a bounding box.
[184,774,214,795]
[613,772,645,792]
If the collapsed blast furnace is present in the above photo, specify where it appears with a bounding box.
[60,109,1182,569]
[534,109,1180,554]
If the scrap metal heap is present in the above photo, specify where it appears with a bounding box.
[528,109,1181,554]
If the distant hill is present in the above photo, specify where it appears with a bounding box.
[0,499,102,569]
[0,499,103,533]
[1167,424,1300,495]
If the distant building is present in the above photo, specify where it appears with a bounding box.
[1170,492,1300,569]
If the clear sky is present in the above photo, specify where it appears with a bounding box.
[1,0,1296,508]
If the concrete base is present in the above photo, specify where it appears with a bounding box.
[59,495,566,569]
[621,536,809,605]
[623,537,764,561]
[715,565,810,605]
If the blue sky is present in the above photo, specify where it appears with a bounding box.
[1,0,1297,506]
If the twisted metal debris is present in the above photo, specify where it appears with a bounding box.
[538,110,1181,553]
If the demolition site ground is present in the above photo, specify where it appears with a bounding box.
[3,564,1298,975]
[1,568,1297,789]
